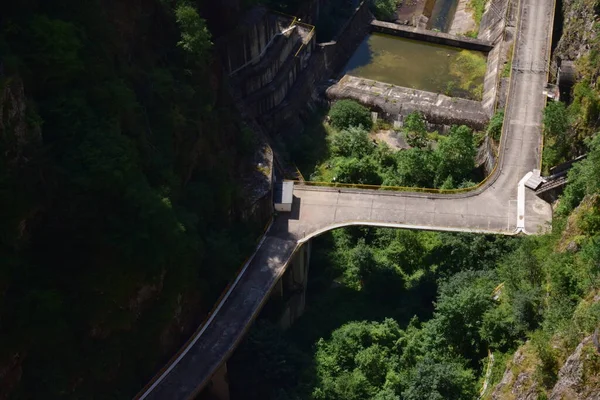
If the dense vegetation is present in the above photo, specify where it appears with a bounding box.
[228,2,600,398]
[2,0,600,398]
[229,128,600,398]
[229,228,516,399]
[0,1,264,397]
[295,101,480,189]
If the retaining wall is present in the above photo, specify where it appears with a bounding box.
[480,0,513,114]
[371,20,493,52]
[319,1,373,76]
[261,1,373,132]
[478,0,511,43]
[326,75,489,130]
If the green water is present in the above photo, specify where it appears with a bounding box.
[342,33,487,100]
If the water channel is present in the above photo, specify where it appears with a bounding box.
[426,0,459,32]
[341,33,487,100]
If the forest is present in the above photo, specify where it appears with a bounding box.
[287,100,482,189]
[228,109,600,399]
[1,0,265,397]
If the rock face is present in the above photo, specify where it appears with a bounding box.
[549,336,600,400]
[491,346,540,400]
[0,74,42,173]
[490,335,600,400]
[554,0,598,63]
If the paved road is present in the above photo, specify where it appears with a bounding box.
[137,0,555,398]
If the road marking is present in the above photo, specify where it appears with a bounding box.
[516,172,533,233]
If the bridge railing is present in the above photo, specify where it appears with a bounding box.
[134,216,273,400]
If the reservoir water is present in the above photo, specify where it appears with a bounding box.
[342,33,487,100]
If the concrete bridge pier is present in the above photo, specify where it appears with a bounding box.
[199,363,230,400]
[277,240,312,330]
[198,241,312,400]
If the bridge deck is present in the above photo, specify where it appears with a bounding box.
[138,0,555,398]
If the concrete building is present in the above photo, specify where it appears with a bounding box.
[274,181,294,212]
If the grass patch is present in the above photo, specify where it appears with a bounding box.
[470,0,489,26]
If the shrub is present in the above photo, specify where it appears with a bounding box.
[403,112,428,149]
[330,126,372,158]
[487,110,504,141]
[369,0,400,21]
[329,100,373,130]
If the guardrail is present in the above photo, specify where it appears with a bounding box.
[134,216,274,399]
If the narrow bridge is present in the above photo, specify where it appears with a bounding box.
[137,0,555,398]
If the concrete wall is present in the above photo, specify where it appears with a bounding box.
[220,10,283,74]
[479,0,513,115]
[476,135,498,175]
[260,1,373,133]
[478,0,511,43]
[202,363,230,400]
[279,241,312,330]
[481,42,503,114]
[371,20,493,52]
[219,9,317,120]
[319,1,374,76]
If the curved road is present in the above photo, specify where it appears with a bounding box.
[137,0,555,398]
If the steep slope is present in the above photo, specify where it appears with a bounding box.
[0,0,270,398]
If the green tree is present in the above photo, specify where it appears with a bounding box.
[369,0,401,21]
[402,358,477,400]
[334,156,382,185]
[428,270,498,363]
[542,101,570,169]
[329,100,373,130]
[313,319,404,400]
[403,112,429,149]
[25,15,83,87]
[434,125,475,187]
[385,148,436,187]
[344,240,376,289]
[498,239,545,333]
[229,321,309,400]
[330,126,373,158]
[175,4,212,62]
[557,133,600,215]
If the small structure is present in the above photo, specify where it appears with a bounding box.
[525,169,544,190]
[274,181,294,212]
